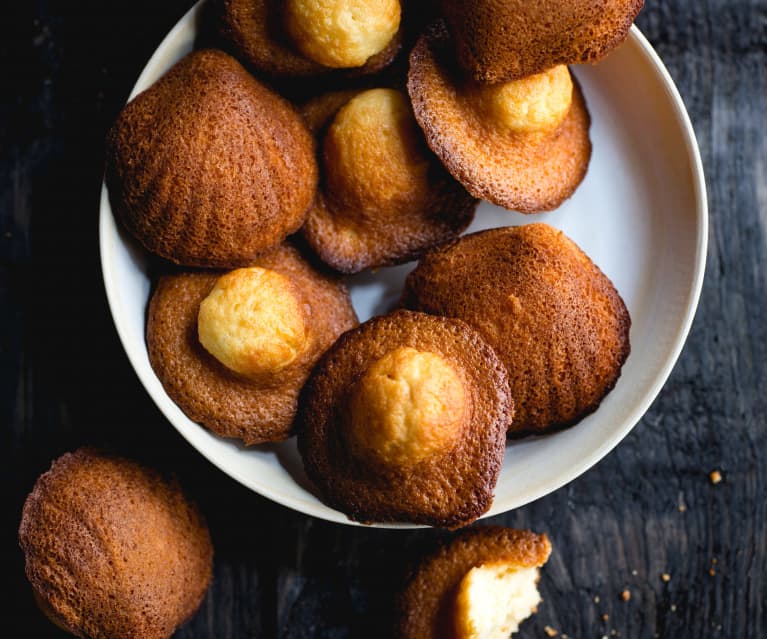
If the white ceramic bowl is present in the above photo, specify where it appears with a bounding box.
[100,2,707,527]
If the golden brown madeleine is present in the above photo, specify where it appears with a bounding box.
[396,526,551,638]
[297,310,511,528]
[105,49,317,268]
[402,223,631,436]
[147,244,358,445]
[19,449,213,639]
[213,0,403,80]
[439,0,643,82]
[301,88,477,273]
[407,23,592,213]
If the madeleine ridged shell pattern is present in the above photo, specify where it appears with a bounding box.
[105,49,318,268]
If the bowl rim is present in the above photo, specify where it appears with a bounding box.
[99,5,708,528]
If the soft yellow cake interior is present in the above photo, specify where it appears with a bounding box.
[454,561,542,639]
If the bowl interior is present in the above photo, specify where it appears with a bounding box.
[100,2,707,528]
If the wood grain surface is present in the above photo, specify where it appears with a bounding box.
[1,0,765,636]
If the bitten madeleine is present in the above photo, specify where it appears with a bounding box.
[301,88,477,273]
[439,0,643,82]
[214,0,402,80]
[297,310,511,528]
[147,244,358,445]
[105,49,316,268]
[19,449,213,639]
[402,223,631,436]
[408,23,591,213]
[396,527,551,638]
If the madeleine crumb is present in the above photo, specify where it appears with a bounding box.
[602,613,610,621]
[544,625,559,637]
[620,589,631,602]
[709,470,722,484]
[661,573,671,582]
[709,568,717,576]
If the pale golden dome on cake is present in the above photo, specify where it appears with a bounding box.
[284,0,401,68]
[301,88,476,273]
[198,267,309,383]
[19,449,213,639]
[397,526,552,639]
[324,89,430,211]
[471,65,573,134]
[346,347,466,468]
[439,0,644,82]
[214,0,402,80]
[402,223,631,436]
[105,49,317,267]
[298,310,511,528]
[408,24,591,213]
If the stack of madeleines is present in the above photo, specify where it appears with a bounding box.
[21,1,647,637]
[104,0,641,530]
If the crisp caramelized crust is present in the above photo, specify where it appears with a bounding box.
[285,0,401,68]
[297,310,511,528]
[346,347,466,467]
[402,223,631,436]
[408,24,592,213]
[147,244,358,445]
[301,88,476,273]
[396,526,551,639]
[198,267,309,382]
[19,449,213,639]
[105,49,317,267]
[439,0,644,82]
[214,0,402,80]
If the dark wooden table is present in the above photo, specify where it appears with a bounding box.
[2,1,765,636]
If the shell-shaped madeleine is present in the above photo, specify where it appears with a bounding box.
[213,0,402,81]
[105,49,317,268]
[402,223,631,436]
[439,0,644,82]
[408,23,592,213]
[297,310,511,528]
[301,88,477,274]
[396,526,551,639]
[19,449,212,639]
[147,244,358,445]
